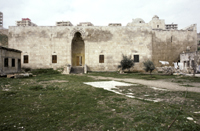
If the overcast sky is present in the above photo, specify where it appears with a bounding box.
[0,0,199,32]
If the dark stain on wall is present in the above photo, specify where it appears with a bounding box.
[0,33,8,47]
[56,32,66,38]
[85,29,113,42]
[40,30,49,38]
[125,29,151,38]
[27,31,36,36]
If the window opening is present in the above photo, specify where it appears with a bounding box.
[134,55,139,62]
[4,58,8,67]
[187,61,190,67]
[99,55,104,63]
[24,55,28,63]
[12,59,15,67]
[171,36,173,42]
[52,55,57,63]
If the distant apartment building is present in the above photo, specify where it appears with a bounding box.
[198,33,200,50]
[56,21,73,26]
[77,22,93,26]
[108,23,122,26]
[16,18,37,26]
[165,23,178,30]
[0,12,3,28]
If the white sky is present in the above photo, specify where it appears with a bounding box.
[0,0,200,32]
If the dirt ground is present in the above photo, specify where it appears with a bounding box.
[87,76,200,93]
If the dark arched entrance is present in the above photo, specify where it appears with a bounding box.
[72,32,85,66]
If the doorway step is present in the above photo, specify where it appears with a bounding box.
[70,66,84,74]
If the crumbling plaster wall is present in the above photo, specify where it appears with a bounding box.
[9,26,72,69]
[152,29,197,66]
[84,26,152,71]
[8,26,153,71]
[0,29,8,47]
[8,25,196,71]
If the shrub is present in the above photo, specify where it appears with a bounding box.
[118,54,134,71]
[143,60,155,77]
[31,68,60,75]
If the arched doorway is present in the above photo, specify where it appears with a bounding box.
[72,32,85,66]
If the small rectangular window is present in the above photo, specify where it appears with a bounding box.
[24,55,28,63]
[157,25,159,28]
[99,55,104,63]
[4,58,8,67]
[52,55,57,63]
[12,59,15,67]
[187,61,190,67]
[192,60,194,66]
[134,55,139,62]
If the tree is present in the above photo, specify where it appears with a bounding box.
[118,54,134,73]
[143,60,155,77]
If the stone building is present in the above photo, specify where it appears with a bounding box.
[0,46,21,75]
[8,15,197,72]
[180,51,200,73]
[165,23,178,30]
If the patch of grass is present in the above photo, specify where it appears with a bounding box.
[29,85,43,91]
[181,84,195,87]
[87,72,176,80]
[112,97,127,102]
[31,68,60,75]
[46,85,59,90]
[0,71,200,130]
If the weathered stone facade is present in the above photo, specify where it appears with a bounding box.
[8,16,197,72]
[0,29,8,47]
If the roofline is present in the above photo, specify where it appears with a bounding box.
[0,46,22,53]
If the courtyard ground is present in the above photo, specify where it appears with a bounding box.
[0,69,200,130]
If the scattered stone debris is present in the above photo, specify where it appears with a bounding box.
[187,117,194,121]
[6,73,33,78]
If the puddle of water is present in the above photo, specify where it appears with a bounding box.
[84,81,163,103]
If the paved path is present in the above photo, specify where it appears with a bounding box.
[88,76,200,93]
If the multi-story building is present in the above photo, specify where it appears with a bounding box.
[0,12,3,28]
[56,21,73,26]
[16,18,37,26]
[165,23,178,30]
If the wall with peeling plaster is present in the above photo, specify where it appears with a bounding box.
[8,23,197,71]
[152,29,197,66]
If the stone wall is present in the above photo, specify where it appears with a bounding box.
[8,26,152,71]
[152,28,197,66]
[8,23,197,72]
[0,29,8,47]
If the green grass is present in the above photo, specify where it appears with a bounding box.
[88,72,200,83]
[87,72,177,80]
[0,69,200,130]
